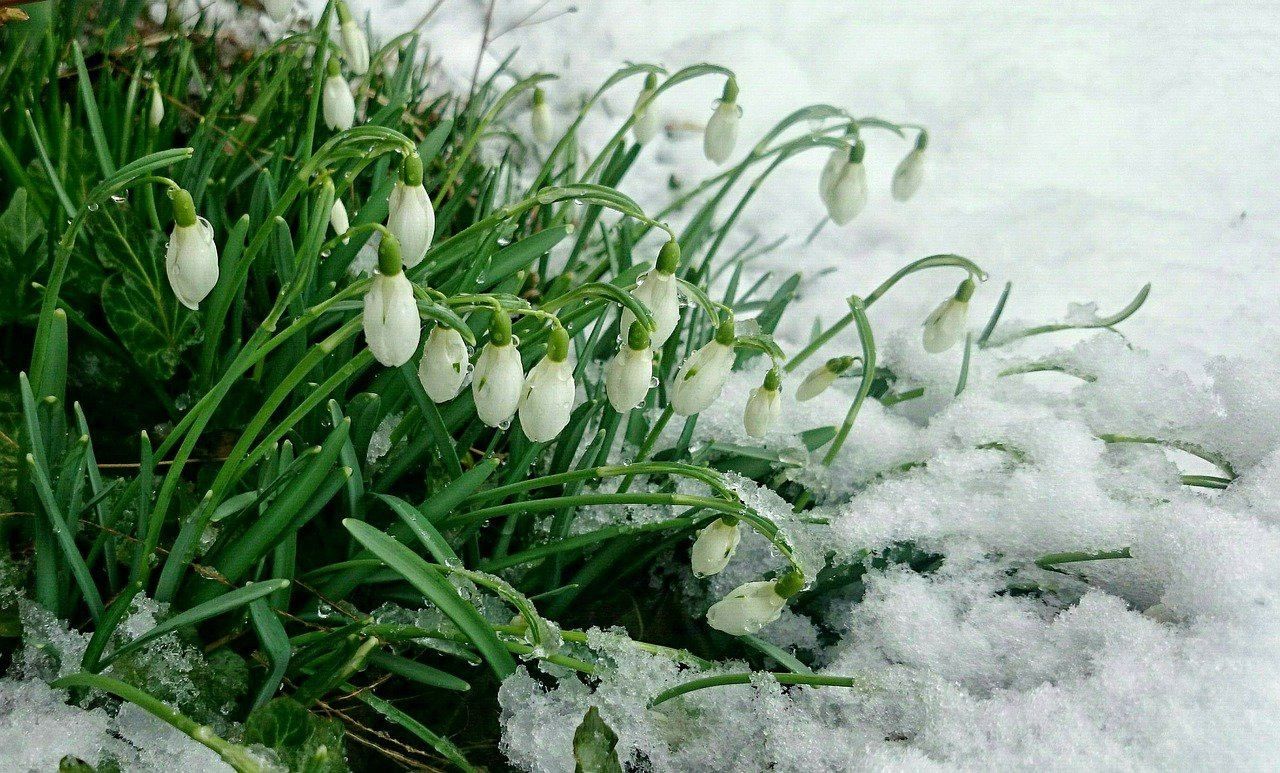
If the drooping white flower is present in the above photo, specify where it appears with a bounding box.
[818,145,846,210]
[418,325,469,403]
[518,325,575,442]
[322,58,355,131]
[387,152,435,268]
[164,188,219,311]
[795,356,855,402]
[892,133,927,202]
[691,518,741,578]
[262,0,291,22]
[671,319,736,417]
[743,369,781,438]
[149,82,164,128]
[703,77,740,165]
[632,73,661,145]
[531,87,553,144]
[362,235,420,367]
[472,311,524,427]
[705,571,804,636]
[619,240,681,348]
[336,2,370,75]
[825,141,868,225]
[605,322,653,412]
[922,277,975,354]
[330,197,349,238]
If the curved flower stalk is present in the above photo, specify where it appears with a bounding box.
[619,239,682,347]
[386,152,435,268]
[892,130,927,201]
[418,324,470,403]
[691,517,741,577]
[704,77,741,165]
[795,356,856,401]
[322,56,355,131]
[632,72,661,144]
[671,318,737,416]
[164,187,219,310]
[362,233,420,367]
[605,322,654,412]
[336,0,370,75]
[922,277,975,353]
[473,310,525,427]
[743,368,781,437]
[519,324,576,442]
[706,570,805,636]
[530,86,553,144]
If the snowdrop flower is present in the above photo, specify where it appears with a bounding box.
[362,234,420,367]
[706,570,805,636]
[530,87,553,144]
[164,188,219,310]
[795,356,856,401]
[418,324,469,403]
[387,152,435,268]
[632,73,661,145]
[703,77,740,165]
[671,319,736,417]
[519,324,575,442]
[743,368,781,437]
[336,1,369,75]
[619,239,681,348]
[605,322,653,412]
[472,310,524,427]
[330,197,349,239]
[892,131,927,202]
[262,0,291,22]
[148,82,164,127]
[922,277,975,353]
[691,517,740,578]
[824,141,868,225]
[322,57,355,131]
[818,144,846,210]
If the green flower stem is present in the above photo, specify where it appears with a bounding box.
[986,283,1151,349]
[617,404,675,493]
[649,672,869,707]
[363,624,597,674]
[465,461,735,504]
[441,491,744,530]
[1096,433,1236,479]
[50,673,268,773]
[493,624,714,669]
[821,297,875,466]
[1035,547,1132,571]
[477,513,707,572]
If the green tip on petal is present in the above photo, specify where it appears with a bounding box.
[170,188,197,227]
[763,368,781,391]
[378,233,403,275]
[490,309,513,346]
[721,76,739,103]
[656,239,681,274]
[547,323,570,362]
[402,153,424,186]
[714,318,736,346]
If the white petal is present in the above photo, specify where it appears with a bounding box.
[531,103,553,144]
[149,87,164,127]
[387,183,435,268]
[632,89,661,144]
[340,21,369,75]
[691,519,741,577]
[795,366,837,402]
[605,346,653,412]
[827,162,868,225]
[703,102,739,165]
[705,581,786,636]
[165,219,219,310]
[362,272,420,366]
[671,341,734,416]
[418,326,469,402]
[743,387,781,438]
[620,271,680,347]
[922,299,968,353]
[330,198,349,237]
[818,147,845,208]
[473,343,524,427]
[323,75,355,131]
[518,358,576,442]
[892,149,925,201]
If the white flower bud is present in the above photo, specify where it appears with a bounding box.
[262,0,291,22]
[322,67,355,131]
[165,190,219,311]
[795,356,855,402]
[339,20,370,75]
[671,322,736,417]
[619,271,679,349]
[703,100,740,165]
[632,76,661,145]
[149,84,164,128]
[743,369,781,438]
[518,328,575,442]
[387,179,435,268]
[818,146,845,210]
[329,198,349,238]
[706,571,804,636]
[826,148,868,226]
[418,325,469,403]
[362,270,420,367]
[531,88,553,144]
[691,518,741,578]
[473,313,524,427]
[892,148,925,202]
[605,324,653,412]
[922,278,975,354]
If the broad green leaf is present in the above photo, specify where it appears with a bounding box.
[101,271,202,380]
